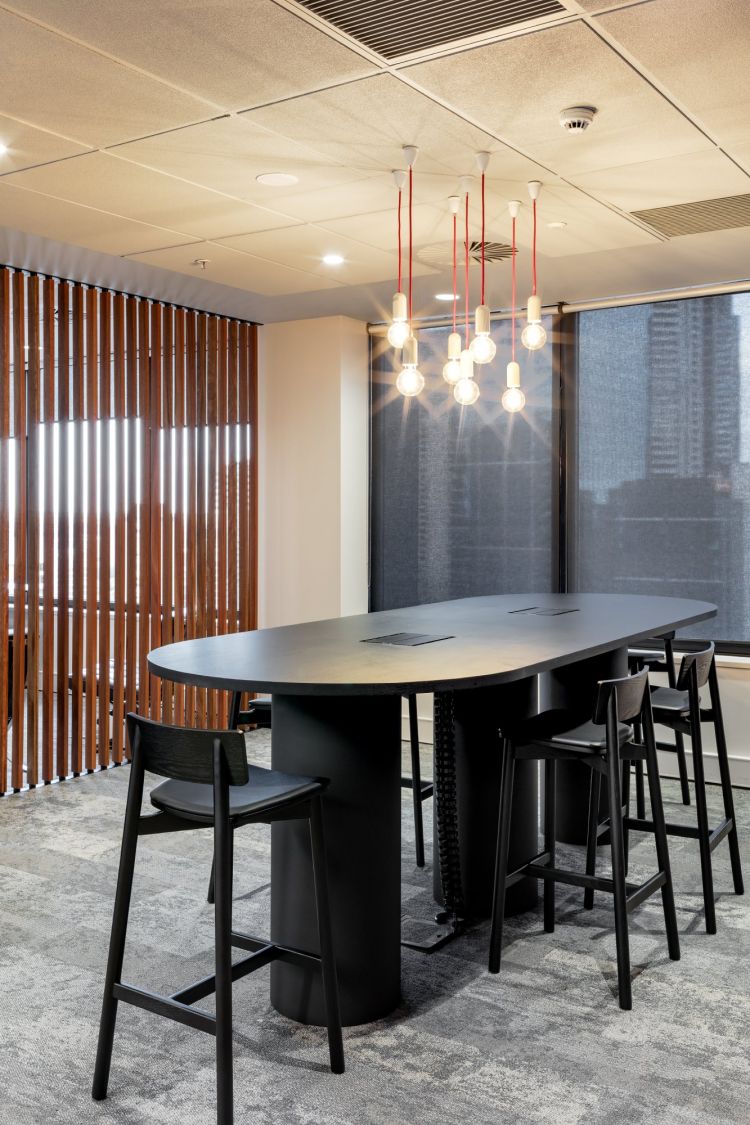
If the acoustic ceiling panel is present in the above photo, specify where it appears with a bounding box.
[4,0,376,111]
[0,114,90,174]
[2,152,299,241]
[0,181,195,256]
[0,7,214,147]
[572,149,750,212]
[294,0,566,59]
[124,239,344,296]
[599,0,750,147]
[405,21,712,176]
[632,193,750,238]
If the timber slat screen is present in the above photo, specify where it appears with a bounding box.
[0,267,258,794]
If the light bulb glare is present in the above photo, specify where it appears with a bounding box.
[442,358,462,385]
[521,321,547,351]
[502,386,526,413]
[387,320,410,349]
[469,334,497,364]
[454,377,480,406]
[396,366,425,397]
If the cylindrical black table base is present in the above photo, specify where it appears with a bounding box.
[269,693,402,1027]
[433,679,540,917]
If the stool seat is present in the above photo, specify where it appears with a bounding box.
[510,709,631,753]
[650,686,690,714]
[151,765,324,822]
[629,648,665,668]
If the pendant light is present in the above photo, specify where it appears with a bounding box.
[454,177,479,406]
[469,152,496,366]
[442,195,462,385]
[396,146,425,398]
[387,168,410,349]
[502,200,526,413]
[521,180,547,352]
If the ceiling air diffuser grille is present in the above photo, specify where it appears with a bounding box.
[632,193,750,238]
[295,0,566,59]
[418,240,513,270]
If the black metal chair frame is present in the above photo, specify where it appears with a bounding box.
[489,668,680,1011]
[600,644,743,935]
[629,632,691,811]
[93,713,344,1125]
[231,691,434,868]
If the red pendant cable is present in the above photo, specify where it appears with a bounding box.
[481,171,488,306]
[464,192,469,345]
[397,188,402,294]
[452,212,457,335]
[511,216,517,364]
[532,198,537,297]
[408,166,413,323]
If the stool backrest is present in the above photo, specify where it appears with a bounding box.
[593,667,648,725]
[126,713,249,786]
[676,642,715,691]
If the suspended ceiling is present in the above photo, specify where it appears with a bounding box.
[0,0,748,322]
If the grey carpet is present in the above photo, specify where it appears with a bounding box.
[1,731,749,1125]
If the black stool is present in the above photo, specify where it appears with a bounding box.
[93,713,344,1125]
[629,632,691,811]
[489,668,680,1010]
[230,691,433,868]
[620,643,743,934]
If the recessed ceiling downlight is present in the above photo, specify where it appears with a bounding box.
[435,292,460,301]
[256,172,299,186]
[322,253,345,266]
[0,142,8,156]
[547,221,567,229]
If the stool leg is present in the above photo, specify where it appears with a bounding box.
[213,757,234,1125]
[584,770,601,911]
[207,824,233,906]
[544,759,556,934]
[309,797,345,1074]
[643,705,680,962]
[689,687,716,934]
[489,740,515,975]
[92,754,144,1101]
[407,695,426,868]
[634,760,646,821]
[605,714,632,1010]
[622,760,632,874]
[665,637,691,806]
[710,664,744,895]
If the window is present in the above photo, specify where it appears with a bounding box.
[370,319,555,610]
[574,294,750,644]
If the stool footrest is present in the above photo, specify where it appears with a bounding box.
[171,943,278,1006]
[113,982,216,1035]
[231,929,322,970]
[520,860,667,911]
[625,815,734,853]
[400,776,434,799]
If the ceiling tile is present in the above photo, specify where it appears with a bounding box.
[572,148,750,212]
[5,0,377,111]
[124,240,343,297]
[242,74,546,181]
[598,0,750,146]
[0,7,215,146]
[316,202,451,254]
[216,224,435,286]
[0,181,195,255]
[404,21,712,176]
[2,151,299,239]
[0,114,90,173]
[110,115,368,205]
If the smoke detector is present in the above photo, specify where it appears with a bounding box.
[559,106,597,133]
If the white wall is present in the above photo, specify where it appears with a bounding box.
[258,315,369,627]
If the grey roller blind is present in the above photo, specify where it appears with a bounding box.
[370,321,555,610]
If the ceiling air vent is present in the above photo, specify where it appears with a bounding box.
[295,0,566,60]
[631,193,750,238]
[418,240,513,270]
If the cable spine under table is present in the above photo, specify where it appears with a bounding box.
[433,690,465,918]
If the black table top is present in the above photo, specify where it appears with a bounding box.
[148,593,716,696]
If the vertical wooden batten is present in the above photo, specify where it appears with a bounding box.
[0,267,257,792]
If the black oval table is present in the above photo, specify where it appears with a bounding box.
[149,592,715,1027]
